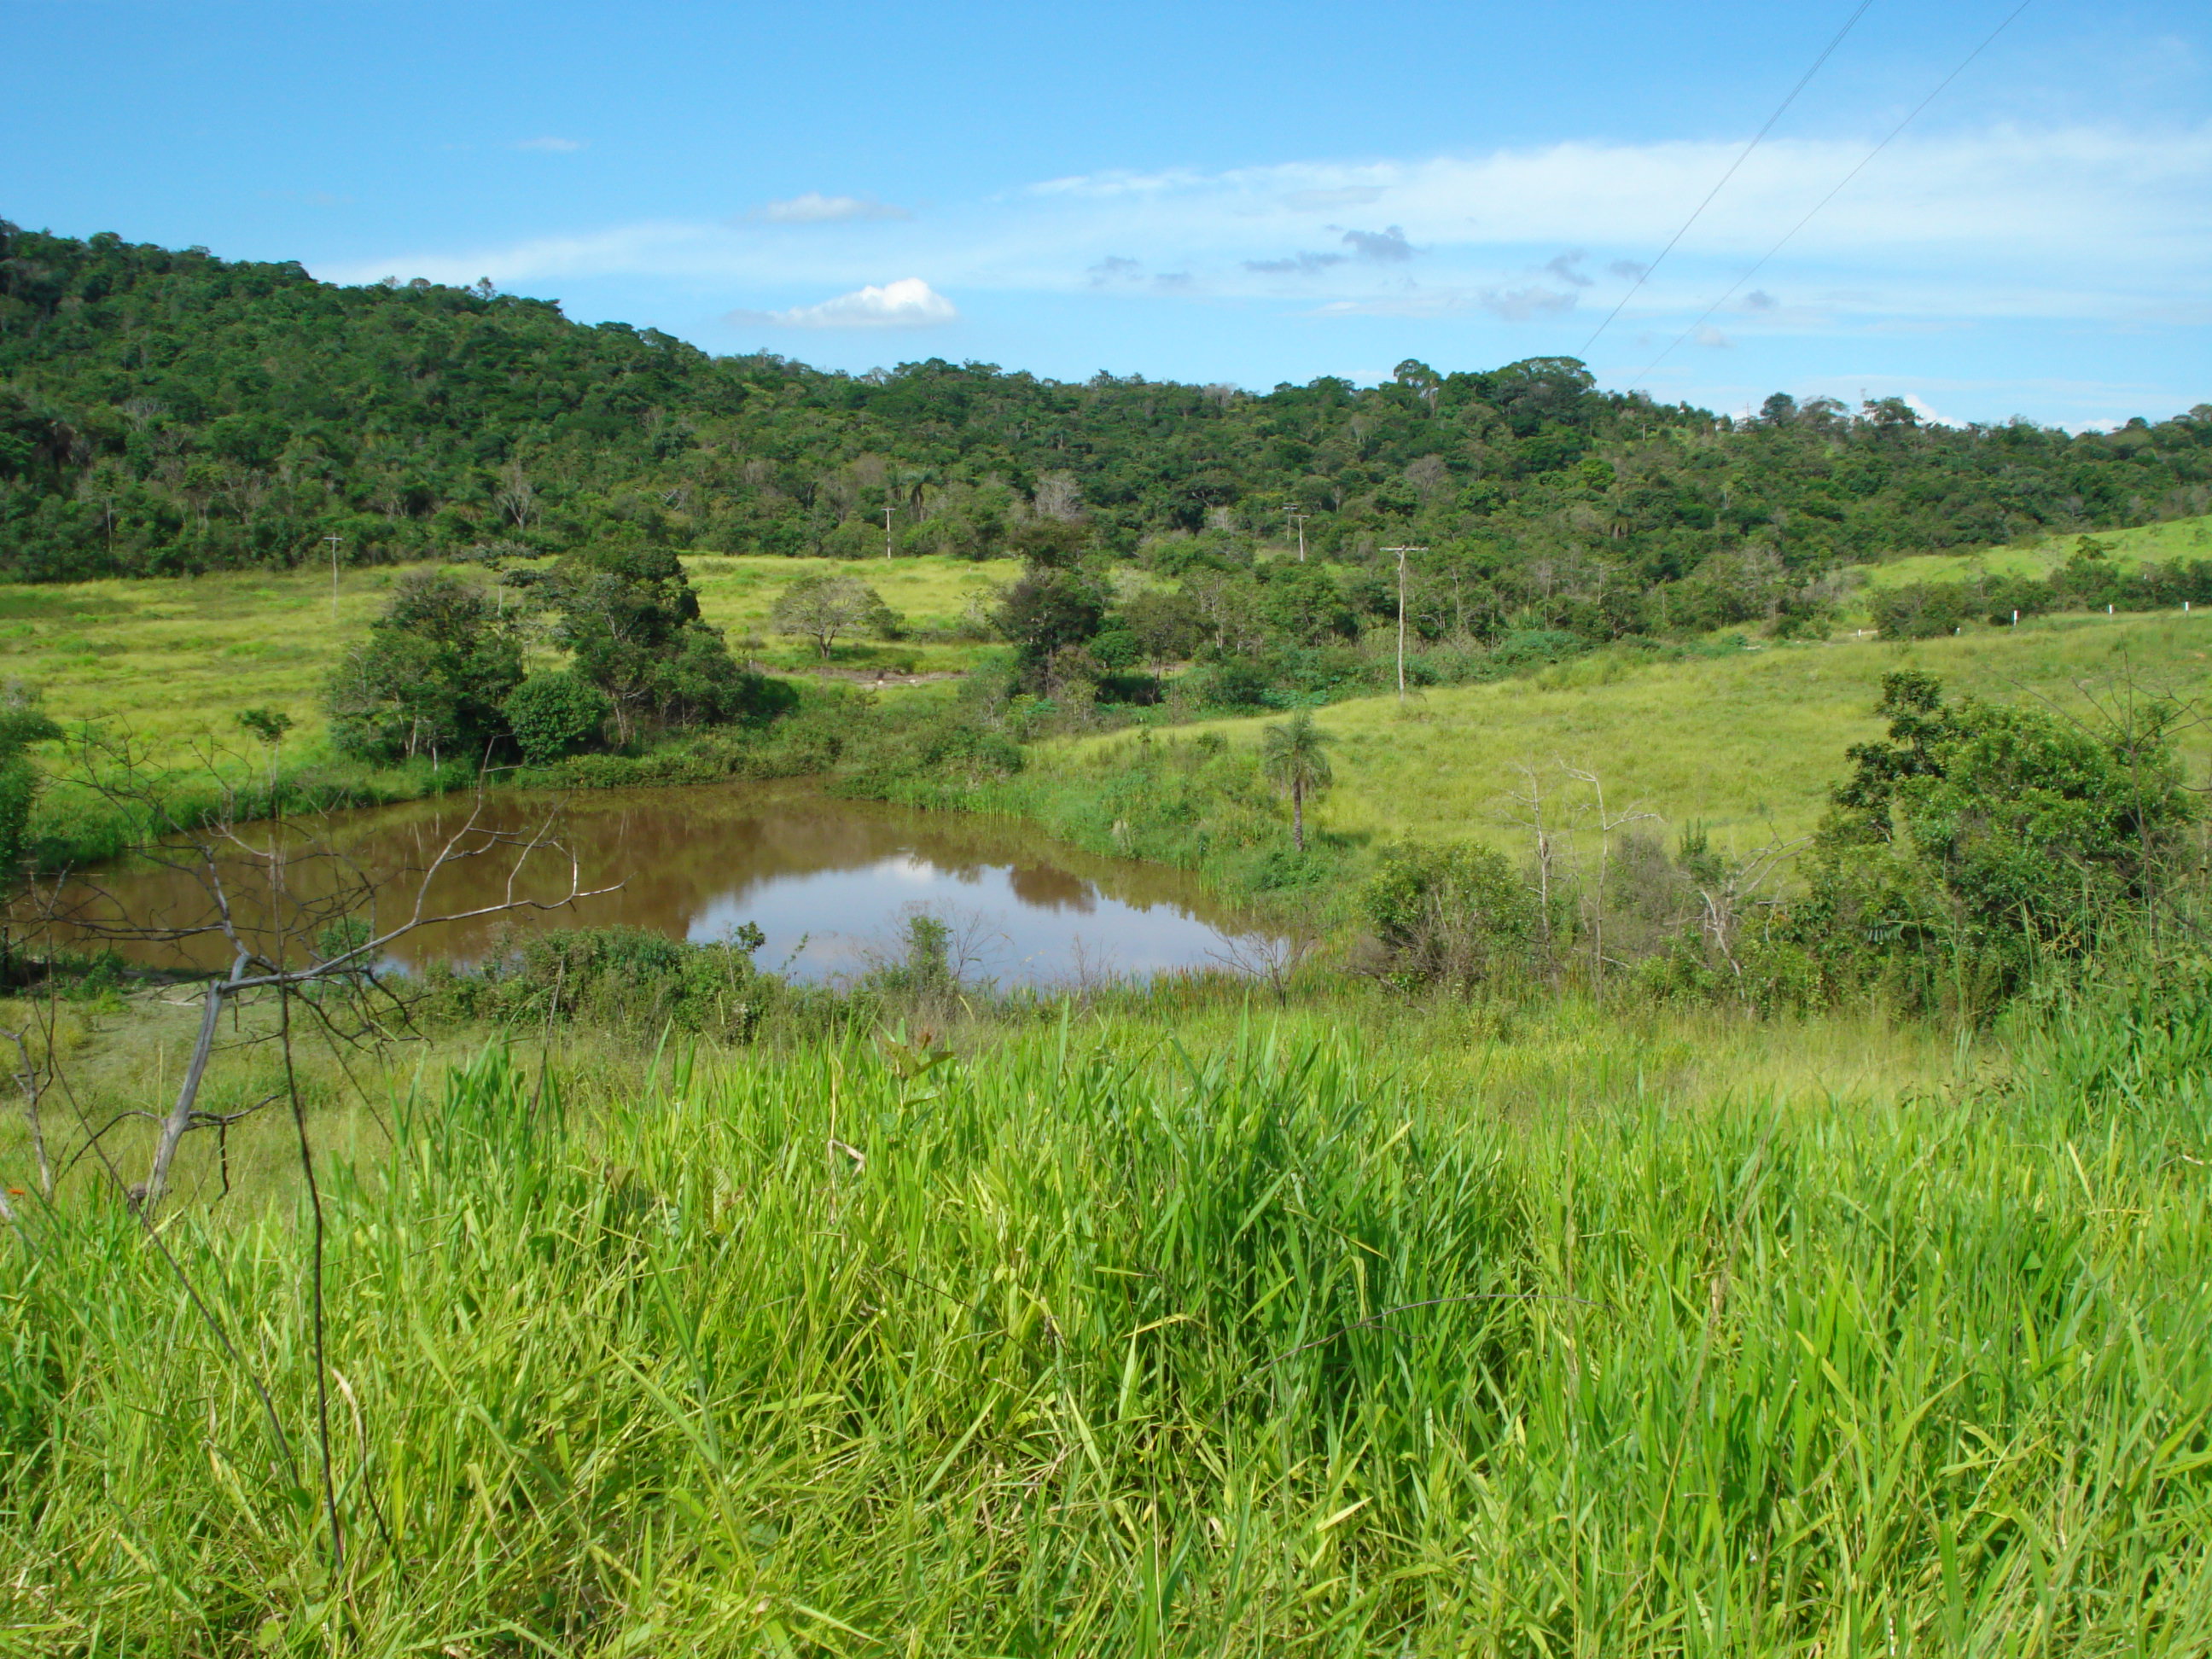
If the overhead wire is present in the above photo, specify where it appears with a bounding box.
[1628,0,2037,393]
[1579,0,1877,355]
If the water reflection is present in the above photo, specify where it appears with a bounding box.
[38,783,1272,987]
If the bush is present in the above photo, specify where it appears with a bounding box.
[328,572,524,761]
[503,671,611,764]
[1089,626,1140,671]
[1486,629,1586,671]
[1193,658,1273,708]
[1361,841,1537,989]
[1869,581,1974,639]
[1793,672,2197,1012]
[428,924,775,1039]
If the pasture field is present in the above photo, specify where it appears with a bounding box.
[684,552,1016,668]
[0,554,1016,772]
[1052,608,2212,853]
[1858,510,2212,591]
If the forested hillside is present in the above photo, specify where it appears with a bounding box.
[3,219,2210,592]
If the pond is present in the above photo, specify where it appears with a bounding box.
[38,783,1277,988]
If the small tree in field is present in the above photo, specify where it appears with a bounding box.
[504,671,611,764]
[327,572,523,763]
[1260,710,1334,852]
[771,573,899,660]
[236,707,293,791]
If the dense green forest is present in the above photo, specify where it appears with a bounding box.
[4,220,2210,598]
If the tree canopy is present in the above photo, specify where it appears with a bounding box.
[3,222,2209,597]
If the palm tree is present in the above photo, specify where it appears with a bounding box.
[1260,710,1335,853]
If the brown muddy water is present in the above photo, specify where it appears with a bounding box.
[38,783,1276,987]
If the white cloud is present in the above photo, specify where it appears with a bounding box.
[731,277,957,329]
[754,192,911,224]
[515,137,584,153]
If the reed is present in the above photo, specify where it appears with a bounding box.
[5,981,2208,1654]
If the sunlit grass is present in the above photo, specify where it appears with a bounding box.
[685,551,1017,674]
[0,983,1981,1221]
[1860,509,2212,589]
[1050,609,2212,853]
[0,553,1016,776]
[6,984,2207,1653]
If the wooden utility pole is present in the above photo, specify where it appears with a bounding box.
[1385,545,1428,700]
[882,505,896,560]
[324,535,344,620]
[1286,509,1310,563]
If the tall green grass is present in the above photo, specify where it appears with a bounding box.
[6,990,2210,1654]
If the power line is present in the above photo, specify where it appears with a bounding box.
[1628,0,2036,392]
[1580,0,1877,355]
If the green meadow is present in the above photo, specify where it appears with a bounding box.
[1047,608,2212,853]
[0,553,1016,774]
[7,211,2212,1656]
[1858,510,2212,591]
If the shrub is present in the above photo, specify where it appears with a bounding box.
[428,923,774,1039]
[550,543,762,738]
[1869,581,1974,639]
[1194,658,1272,708]
[1089,626,1140,671]
[1487,629,1586,671]
[503,671,611,765]
[1361,841,1537,989]
[327,572,524,762]
[1795,672,2197,1011]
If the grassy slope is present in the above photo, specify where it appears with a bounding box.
[685,553,1013,670]
[5,553,1016,771]
[1051,610,2212,853]
[1859,510,2212,589]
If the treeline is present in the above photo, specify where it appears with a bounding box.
[4,221,2211,595]
[329,544,789,766]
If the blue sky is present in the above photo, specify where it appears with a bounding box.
[7,0,2208,427]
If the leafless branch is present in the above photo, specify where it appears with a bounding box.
[1206,924,1318,1008]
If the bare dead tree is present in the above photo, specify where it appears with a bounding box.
[32,732,614,1213]
[1208,923,1320,1008]
[1557,762,1657,989]
[1692,833,1807,990]
[1502,763,1569,978]
[14,725,617,1570]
